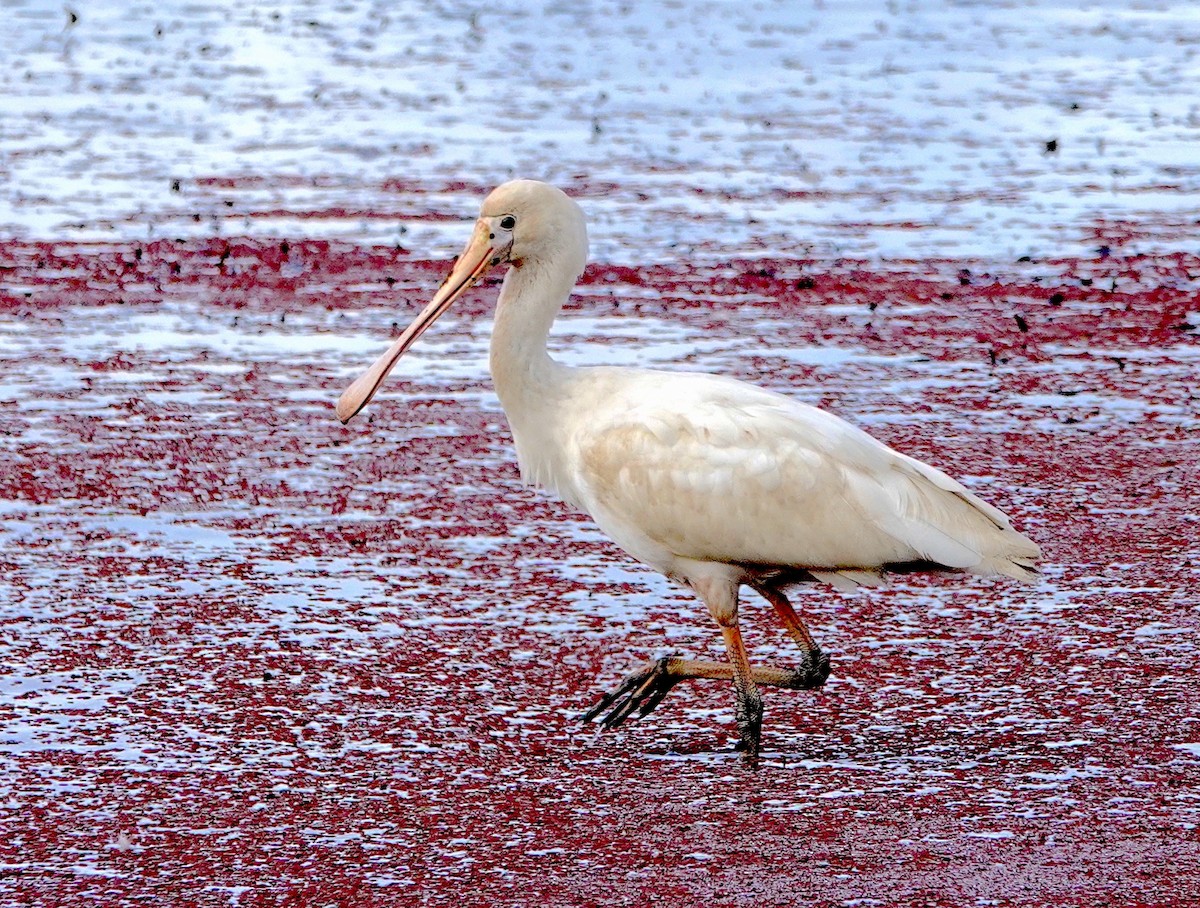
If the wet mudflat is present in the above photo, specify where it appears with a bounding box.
[0,238,1197,906]
[3,0,1200,904]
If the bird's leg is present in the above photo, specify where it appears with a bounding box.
[717,622,763,758]
[702,579,763,759]
[583,579,764,758]
[716,623,762,758]
[582,582,833,758]
[751,582,832,688]
[581,655,812,730]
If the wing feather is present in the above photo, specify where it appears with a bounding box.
[563,369,1039,581]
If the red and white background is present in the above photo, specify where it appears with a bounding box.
[1,1,1197,904]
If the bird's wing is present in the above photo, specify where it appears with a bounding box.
[568,370,1039,581]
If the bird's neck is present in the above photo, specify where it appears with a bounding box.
[488,259,574,416]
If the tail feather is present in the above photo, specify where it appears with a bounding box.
[978,552,1041,583]
[810,569,886,591]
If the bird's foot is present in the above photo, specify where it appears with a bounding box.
[801,647,832,689]
[776,647,832,691]
[733,736,760,765]
[733,689,764,763]
[581,655,682,730]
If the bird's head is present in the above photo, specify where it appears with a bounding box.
[477,179,588,274]
[335,180,587,424]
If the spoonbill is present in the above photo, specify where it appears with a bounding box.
[337,180,1040,758]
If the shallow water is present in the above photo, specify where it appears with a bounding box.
[3,0,1200,904]
[4,0,1200,261]
[1,238,1198,905]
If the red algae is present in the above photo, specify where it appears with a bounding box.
[0,237,1197,907]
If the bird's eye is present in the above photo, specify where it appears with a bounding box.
[499,215,516,230]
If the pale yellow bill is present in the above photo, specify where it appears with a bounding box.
[336,223,498,424]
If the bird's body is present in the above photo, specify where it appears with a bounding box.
[338,180,1040,758]
[503,363,1036,591]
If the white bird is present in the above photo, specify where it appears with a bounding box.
[337,180,1040,758]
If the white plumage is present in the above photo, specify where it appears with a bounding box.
[337,180,1040,758]
[560,370,1036,585]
